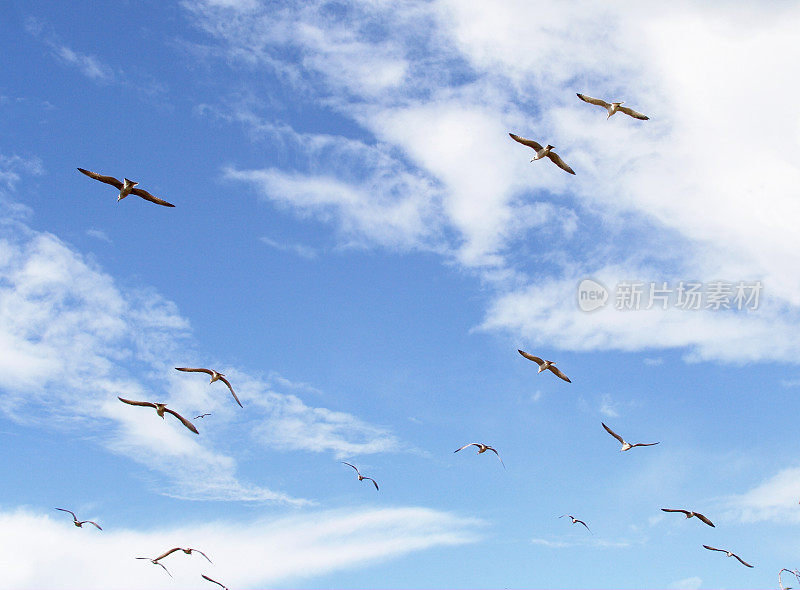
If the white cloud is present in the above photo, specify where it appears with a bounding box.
[85,228,112,243]
[725,466,800,523]
[599,394,619,418]
[25,18,115,83]
[260,236,317,258]
[1,506,481,589]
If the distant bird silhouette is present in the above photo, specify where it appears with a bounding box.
[118,397,199,434]
[518,350,571,382]
[509,134,575,174]
[661,508,714,527]
[454,443,505,468]
[602,422,659,451]
[77,168,175,207]
[559,514,591,533]
[576,94,649,120]
[342,461,379,490]
[202,574,229,590]
[703,545,754,568]
[175,367,243,408]
[54,508,102,530]
[195,413,212,419]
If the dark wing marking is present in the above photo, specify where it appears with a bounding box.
[576,94,611,108]
[487,447,506,468]
[546,151,576,175]
[163,408,199,434]
[508,133,543,151]
[694,512,715,527]
[732,553,754,568]
[618,106,649,120]
[131,187,175,207]
[703,544,725,553]
[176,367,214,375]
[342,461,361,475]
[602,422,625,444]
[77,168,123,189]
[630,442,659,448]
[364,477,379,491]
[547,365,572,382]
[189,548,213,563]
[117,397,157,409]
[81,520,102,530]
[517,349,545,365]
[575,519,591,533]
[454,443,480,453]
[194,413,211,419]
[661,508,689,515]
[218,375,243,408]
[55,508,78,521]
[153,547,183,561]
[202,574,228,590]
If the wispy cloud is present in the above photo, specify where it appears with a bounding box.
[599,394,619,418]
[725,466,800,523]
[531,536,632,549]
[85,228,112,243]
[260,236,317,259]
[26,18,115,83]
[669,576,702,590]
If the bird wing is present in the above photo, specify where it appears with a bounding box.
[576,94,611,108]
[155,561,173,577]
[189,548,213,563]
[364,477,379,491]
[342,461,360,474]
[508,133,543,151]
[618,105,649,120]
[131,187,175,207]
[81,520,103,530]
[153,547,183,561]
[218,375,243,408]
[194,413,211,419]
[703,544,725,553]
[487,447,506,468]
[77,168,123,189]
[202,574,228,590]
[55,508,78,521]
[694,512,715,527]
[163,408,199,434]
[454,443,480,453]
[732,553,754,568]
[118,397,158,409]
[575,519,591,533]
[546,151,576,175]
[175,367,213,375]
[630,442,659,448]
[517,349,545,365]
[661,508,689,515]
[602,422,625,444]
[547,365,572,382]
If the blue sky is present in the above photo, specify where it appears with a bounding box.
[2,0,800,588]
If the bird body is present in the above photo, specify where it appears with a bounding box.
[175,367,243,408]
[77,168,175,207]
[508,134,575,174]
[117,397,199,434]
[576,94,649,120]
[602,422,658,451]
[517,350,571,382]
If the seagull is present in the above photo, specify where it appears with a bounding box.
[602,422,659,451]
[202,574,229,590]
[703,545,754,568]
[559,514,591,533]
[517,350,571,383]
[508,133,575,174]
[117,397,199,434]
[661,508,715,527]
[779,568,800,590]
[77,168,175,207]
[135,556,173,577]
[342,461,379,490]
[576,94,649,120]
[148,547,212,563]
[195,413,212,419]
[454,443,505,468]
[175,367,243,408]
[54,508,102,530]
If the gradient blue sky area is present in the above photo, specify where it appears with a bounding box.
[2,1,800,588]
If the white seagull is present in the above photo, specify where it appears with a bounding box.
[77,168,175,207]
[661,508,715,527]
[576,94,649,120]
[454,443,505,468]
[508,133,575,174]
[559,514,591,533]
[118,397,199,434]
[518,350,571,383]
[54,508,102,530]
[703,545,754,568]
[602,422,659,451]
[175,367,243,408]
[342,461,379,490]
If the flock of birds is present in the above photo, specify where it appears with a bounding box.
[52,91,784,588]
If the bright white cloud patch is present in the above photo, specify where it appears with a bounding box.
[726,466,800,523]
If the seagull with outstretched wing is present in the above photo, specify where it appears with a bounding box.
[151,547,212,563]
[175,367,243,408]
[703,545,754,568]
[54,508,102,530]
[559,514,591,533]
[508,134,575,174]
[517,350,571,383]
[342,461,379,490]
[576,94,649,120]
[602,422,659,451]
[661,508,714,527]
[77,168,175,207]
[454,443,505,468]
[117,397,199,434]
[202,574,229,590]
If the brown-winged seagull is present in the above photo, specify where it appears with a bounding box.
[602,422,659,451]
[576,94,649,120]
[703,545,754,568]
[661,508,715,527]
[118,397,199,434]
[508,134,575,175]
[454,443,505,468]
[779,568,800,590]
[77,168,175,207]
[342,461,379,490]
[175,367,243,408]
[518,350,571,383]
[195,413,212,419]
[202,574,229,590]
[54,508,102,530]
[559,514,591,533]
[149,547,212,563]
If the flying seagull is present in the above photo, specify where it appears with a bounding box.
[779,568,800,590]
[117,397,199,434]
[559,514,591,533]
[576,94,649,120]
[661,508,715,527]
[135,556,173,577]
[517,350,571,383]
[342,461,379,490]
[202,574,229,590]
[77,168,175,207]
[175,367,243,408]
[454,443,505,468]
[148,547,212,563]
[703,545,754,568]
[602,422,659,451]
[508,133,575,174]
[194,413,212,419]
[54,508,102,530]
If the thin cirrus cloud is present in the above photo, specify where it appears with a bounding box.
[185,0,800,363]
[1,506,482,589]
